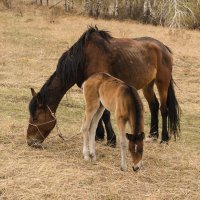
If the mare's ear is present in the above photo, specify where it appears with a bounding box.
[126,133,133,141]
[31,88,37,97]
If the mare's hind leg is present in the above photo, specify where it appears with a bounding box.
[156,79,171,143]
[143,80,159,142]
[89,105,105,160]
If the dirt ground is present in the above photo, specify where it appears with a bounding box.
[0,3,200,200]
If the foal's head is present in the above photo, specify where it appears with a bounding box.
[27,88,56,148]
[126,132,145,171]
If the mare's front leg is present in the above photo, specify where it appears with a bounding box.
[96,119,105,141]
[102,110,116,147]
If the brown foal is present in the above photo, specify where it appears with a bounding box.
[81,73,144,171]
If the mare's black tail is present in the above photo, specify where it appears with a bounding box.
[167,78,181,139]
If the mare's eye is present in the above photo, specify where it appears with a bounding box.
[32,116,37,122]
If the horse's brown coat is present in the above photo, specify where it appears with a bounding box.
[27,27,180,147]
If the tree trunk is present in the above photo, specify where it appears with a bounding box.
[94,0,101,18]
[113,0,119,17]
[84,0,93,16]
[143,0,152,23]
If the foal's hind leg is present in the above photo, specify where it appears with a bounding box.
[143,80,159,142]
[89,105,105,160]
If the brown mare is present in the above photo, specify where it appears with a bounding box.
[27,26,180,148]
[81,73,144,171]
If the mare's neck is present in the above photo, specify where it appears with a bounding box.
[45,75,75,113]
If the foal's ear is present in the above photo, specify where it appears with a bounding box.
[126,133,133,141]
[30,88,37,97]
[139,132,145,140]
[141,132,145,139]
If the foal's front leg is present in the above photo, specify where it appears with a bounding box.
[81,110,97,161]
[89,106,105,161]
[81,116,90,161]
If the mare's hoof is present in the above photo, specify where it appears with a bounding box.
[160,140,169,145]
[107,139,116,148]
[30,143,44,149]
[95,136,104,141]
[145,135,158,143]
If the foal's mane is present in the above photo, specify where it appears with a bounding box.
[29,26,112,116]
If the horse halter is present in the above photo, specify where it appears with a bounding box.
[29,105,65,141]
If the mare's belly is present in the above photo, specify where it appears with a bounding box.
[110,45,157,89]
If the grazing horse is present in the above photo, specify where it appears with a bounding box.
[81,73,144,171]
[27,26,180,147]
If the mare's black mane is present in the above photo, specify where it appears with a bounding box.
[56,26,112,88]
[29,26,112,116]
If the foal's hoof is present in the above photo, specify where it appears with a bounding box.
[89,153,96,161]
[120,165,127,171]
[83,155,90,161]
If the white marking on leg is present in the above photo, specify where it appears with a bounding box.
[89,106,105,161]
[81,113,94,161]
[83,131,89,160]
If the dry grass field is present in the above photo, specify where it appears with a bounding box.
[0,3,200,200]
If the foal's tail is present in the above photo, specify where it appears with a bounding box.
[128,86,143,134]
[167,78,181,139]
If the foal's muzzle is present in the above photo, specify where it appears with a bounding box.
[132,161,143,171]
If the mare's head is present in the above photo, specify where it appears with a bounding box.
[126,132,145,171]
[27,88,56,148]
